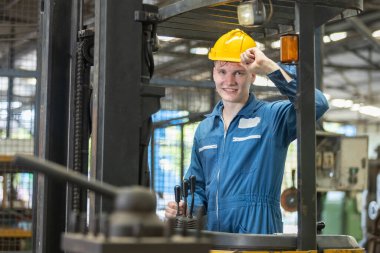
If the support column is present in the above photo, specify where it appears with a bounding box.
[36,0,72,252]
[92,0,143,214]
[295,1,317,250]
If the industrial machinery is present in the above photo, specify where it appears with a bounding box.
[363,147,380,253]
[316,131,368,192]
[315,131,368,240]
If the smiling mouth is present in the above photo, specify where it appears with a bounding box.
[223,88,238,92]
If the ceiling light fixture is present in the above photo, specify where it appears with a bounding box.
[350,103,361,111]
[237,0,272,26]
[358,106,380,117]
[190,47,209,55]
[331,98,353,108]
[329,32,347,42]
[323,35,331,43]
[372,29,380,38]
[270,40,280,49]
[255,41,265,51]
[157,35,177,42]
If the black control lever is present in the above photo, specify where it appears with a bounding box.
[174,185,181,216]
[317,221,325,234]
[189,175,196,218]
[182,179,189,217]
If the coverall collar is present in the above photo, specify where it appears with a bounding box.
[206,93,259,118]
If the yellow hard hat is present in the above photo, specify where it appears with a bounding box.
[208,29,256,62]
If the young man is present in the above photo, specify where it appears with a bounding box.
[165,29,329,234]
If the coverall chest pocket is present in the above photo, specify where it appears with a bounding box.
[198,137,219,183]
[231,124,262,174]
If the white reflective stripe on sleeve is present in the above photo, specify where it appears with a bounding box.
[199,144,217,152]
[232,135,261,142]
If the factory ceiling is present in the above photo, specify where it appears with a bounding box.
[150,0,380,124]
[0,0,380,125]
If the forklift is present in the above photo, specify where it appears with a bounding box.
[30,0,364,252]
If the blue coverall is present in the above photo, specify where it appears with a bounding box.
[185,65,329,234]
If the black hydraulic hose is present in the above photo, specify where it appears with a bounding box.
[148,24,157,78]
[143,24,155,79]
[147,37,154,78]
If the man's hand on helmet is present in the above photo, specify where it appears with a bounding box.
[240,47,280,76]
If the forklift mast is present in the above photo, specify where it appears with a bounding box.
[36,1,363,253]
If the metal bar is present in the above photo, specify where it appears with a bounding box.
[313,6,342,28]
[325,10,379,33]
[314,25,324,91]
[150,130,155,191]
[347,16,380,52]
[14,154,118,197]
[0,69,37,78]
[159,0,362,21]
[3,0,21,10]
[159,0,231,20]
[295,1,317,250]
[6,30,15,138]
[92,0,143,214]
[314,25,325,147]
[6,78,13,138]
[36,0,73,252]
[324,64,379,71]
[335,69,360,94]
[180,125,185,180]
[2,175,6,208]
[9,173,14,209]
[347,48,380,69]
[157,26,227,41]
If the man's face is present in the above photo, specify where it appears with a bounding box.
[213,61,255,104]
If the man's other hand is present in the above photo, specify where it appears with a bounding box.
[165,200,185,218]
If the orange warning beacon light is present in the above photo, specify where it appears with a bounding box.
[280,34,299,64]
